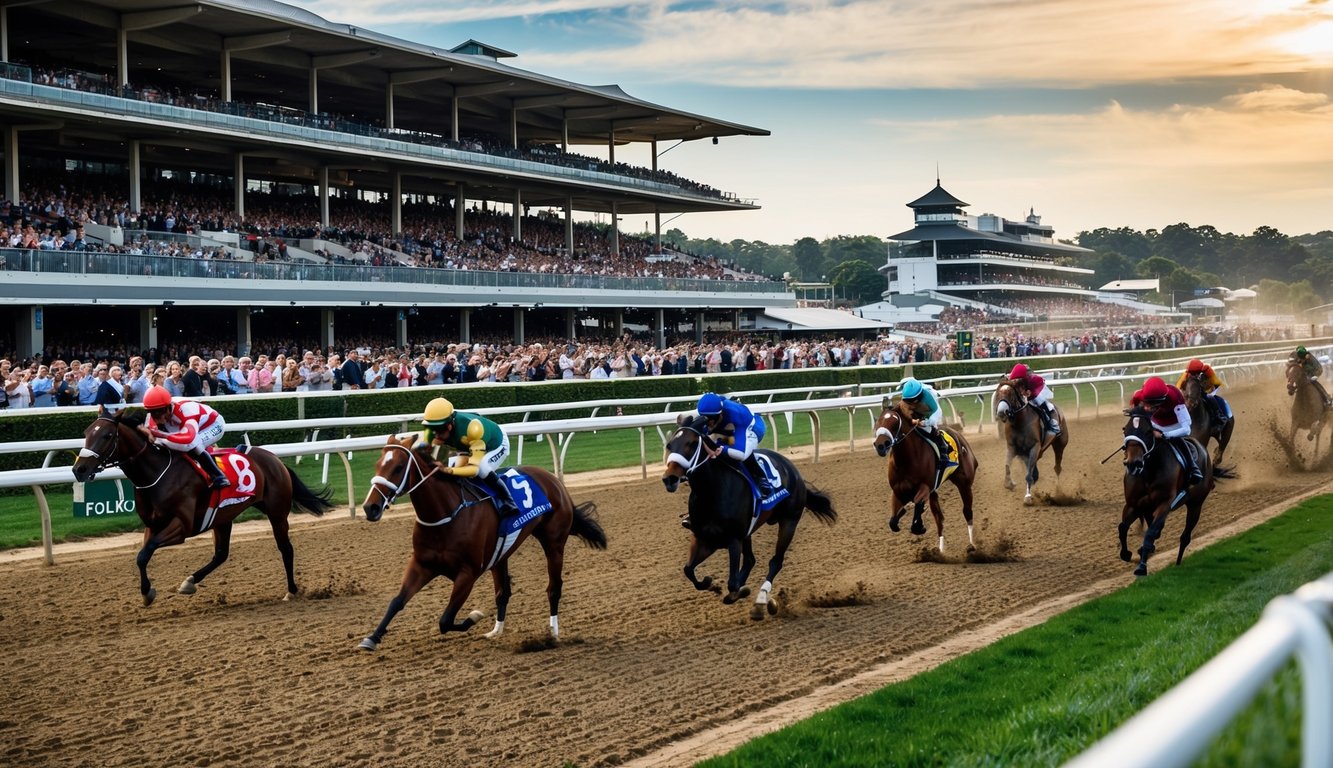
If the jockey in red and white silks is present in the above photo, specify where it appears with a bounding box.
[1007,362,1061,436]
[141,384,230,488]
[1130,376,1202,485]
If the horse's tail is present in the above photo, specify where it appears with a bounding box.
[803,483,837,525]
[1212,464,1236,481]
[569,501,608,550]
[286,466,335,517]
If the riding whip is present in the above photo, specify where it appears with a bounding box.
[1100,445,1126,464]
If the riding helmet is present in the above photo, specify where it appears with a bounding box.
[899,378,924,400]
[697,392,725,416]
[1297,346,1308,357]
[142,385,172,410]
[1186,359,1206,374]
[422,397,455,426]
[1141,376,1169,403]
[1008,363,1029,380]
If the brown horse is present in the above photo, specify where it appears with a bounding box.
[1286,361,1329,456]
[873,399,979,553]
[358,434,607,650]
[1180,373,1234,465]
[70,411,334,606]
[1118,406,1229,576]
[993,381,1068,506]
[662,415,836,620]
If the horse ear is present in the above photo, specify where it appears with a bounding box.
[881,395,891,411]
[676,413,690,426]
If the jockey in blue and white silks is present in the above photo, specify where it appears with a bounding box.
[697,392,773,495]
[898,377,952,463]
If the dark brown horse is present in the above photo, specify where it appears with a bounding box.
[358,434,607,650]
[1286,361,1329,456]
[1118,406,1229,576]
[993,381,1068,506]
[70,411,334,606]
[1180,373,1234,464]
[662,415,835,620]
[872,399,979,553]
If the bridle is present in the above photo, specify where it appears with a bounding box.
[995,382,1027,423]
[665,423,715,476]
[78,415,162,484]
[367,442,449,524]
[1122,410,1158,475]
[874,407,909,452]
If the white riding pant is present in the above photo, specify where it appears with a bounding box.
[160,418,226,454]
[918,409,943,432]
[722,426,761,462]
[1031,387,1055,410]
[447,434,511,480]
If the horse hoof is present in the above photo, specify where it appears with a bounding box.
[696,575,714,592]
[466,610,485,626]
[766,598,779,616]
[737,586,751,599]
[178,577,196,595]
[1024,495,1035,507]
[889,518,900,533]
[1134,564,1148,577]
[1004,480,1016,491]
[1120,550,1132,563]
[966,545,977,554]
[723,591,739,605]
[750,603,766,621]
[142,588,157,607]
[357,637,379,651]
[910,522,926,536]
[283,591,295,602]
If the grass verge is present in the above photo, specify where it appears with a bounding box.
[697,495,1333,768]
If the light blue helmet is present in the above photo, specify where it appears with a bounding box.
[900,377,924,400]
[698,392,725,416]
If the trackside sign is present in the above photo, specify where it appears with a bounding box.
[72,480,137,517]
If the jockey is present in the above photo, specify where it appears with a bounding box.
[1291,346,1332,409]
[697,392,773,496]
[1007,363,1061,438]
[141,384,230,489]
[898,377,953,464]
[1131,376,1203,486]
[1177,359,1231,427]
[416,397,516,512]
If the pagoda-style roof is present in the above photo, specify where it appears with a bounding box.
[907,183,969,209]
[887,223,1093,255]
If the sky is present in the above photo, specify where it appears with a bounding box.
[302,0,1333,246]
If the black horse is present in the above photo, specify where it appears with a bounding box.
[661,414,836,620]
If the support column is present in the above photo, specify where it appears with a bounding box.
[236,308,252,357]
[561,111,568,152]
[117,27,128,87]
[5,128,18,206]
[309,67,318,114]
[451,96,459,142]
[391,171,402,235]
[564,196,574,256]
[128,140,141,212]
[459,308,471,345]
[1,6,8,63]
[385,80,395,129]
[139,308,157,354]
[319,166,330,229]
[513,308,525,346]
[732,310,741,331]
[695,310,705,344]
[321,308,335,350]
[510,102,518,149]
[565,308,576,340]
[396,311,408,348]
[608,129,615,164]
[234,153,245,220]
[220,49,231,102]
[610,200,619,257]
[454,185,465,240]
[654,209,662,253]
[612,309,623,338]
[17,306,43,359]
[512,188,523,242]
[655,308,665,350]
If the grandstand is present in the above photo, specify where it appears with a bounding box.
[0,0,790,358]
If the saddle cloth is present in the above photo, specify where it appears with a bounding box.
[915,429,961,489]
[193,448,257,535]
[744,453,790,510]
[476,468,554,571]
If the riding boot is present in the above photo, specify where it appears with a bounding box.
[930,429,953,464]
[1041,404,1061,436]
[743,453,775,497]
[194,448,230,489]
[1316,379,1333,410]
[1177,439,1203,486]
[482,473,517,514]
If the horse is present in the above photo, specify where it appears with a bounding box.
[661,414,836,620]
[1286,361,1329,456]
[1117,406,1228,577]
[1180,373,1234,465]
[872,399,979,553]
[358,434,607,650]
[993,380,1068,506]
[70,410,334,606]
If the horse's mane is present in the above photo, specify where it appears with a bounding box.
[118,410,146,428]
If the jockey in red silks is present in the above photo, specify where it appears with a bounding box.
[1130,376,1203,485]
[1177,358,1231,428]
[1007,363,1061,438]
[141,384,230,488]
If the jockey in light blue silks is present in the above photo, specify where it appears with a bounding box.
[898,377,953,464]
[697,392,774,496]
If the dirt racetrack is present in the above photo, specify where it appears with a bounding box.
[1,381,1329,768]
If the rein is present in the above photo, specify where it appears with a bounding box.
[666,424,717,477]
[875,409,909,450]
[368,443,486,527]
[80,416,166,488]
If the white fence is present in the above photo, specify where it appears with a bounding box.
[1067,573,1333,768]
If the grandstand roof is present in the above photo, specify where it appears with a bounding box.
[14,0,769,145]
[887,224,1093,255]
[1099,278,1160,292]
[907,183,969,209]
[755,307,889,332]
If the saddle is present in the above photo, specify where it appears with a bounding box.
[469,468,554,571]
[192,448,256,534]
[916,428,960,489]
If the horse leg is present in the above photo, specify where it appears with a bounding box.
[752,518,799,621]
[179,521,233,596]
[909,486,930,536]
[928,493,946,553]
[735,536,757,595]
[952,473,976,551]
[1053,436,1066,481]
[268,510,300,599]
[888,491,909,533]
[136,518,188,607]
[1118,504,1134,563]
[722,540,750,604]
[484,562,514,639]
[358,560,436,651]
[1177,500,1204,566]
[437,568,487,635]
[536,528,569,638]
[1136,504,1171,577]
[684,537,719,593]
[1003,446,1017,491]
[1024,446,1039,506]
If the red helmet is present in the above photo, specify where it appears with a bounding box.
[1009,363,1029,380]
[142,385,173,410]
[1141,376,1169,403]
[1186,359,1206,374]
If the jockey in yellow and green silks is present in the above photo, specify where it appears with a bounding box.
[416,397,516,511]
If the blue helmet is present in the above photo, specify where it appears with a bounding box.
[698,392,725,416]
[900,377,924,400]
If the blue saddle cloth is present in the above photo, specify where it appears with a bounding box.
[744,453,790,514]
[473,469,554,535]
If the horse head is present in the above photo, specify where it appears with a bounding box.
[662,413,708,493]
[1287,361,1302,396]
[994,381,1022,423]
[873,397,910,457]
[1181,372,1205,409]
[1121,406,1157,476]
[363,433,433,522]
[72,411,147,483]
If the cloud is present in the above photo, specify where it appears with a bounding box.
[1221,83,1331,110]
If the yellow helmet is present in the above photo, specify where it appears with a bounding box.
[422,397,455,426]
